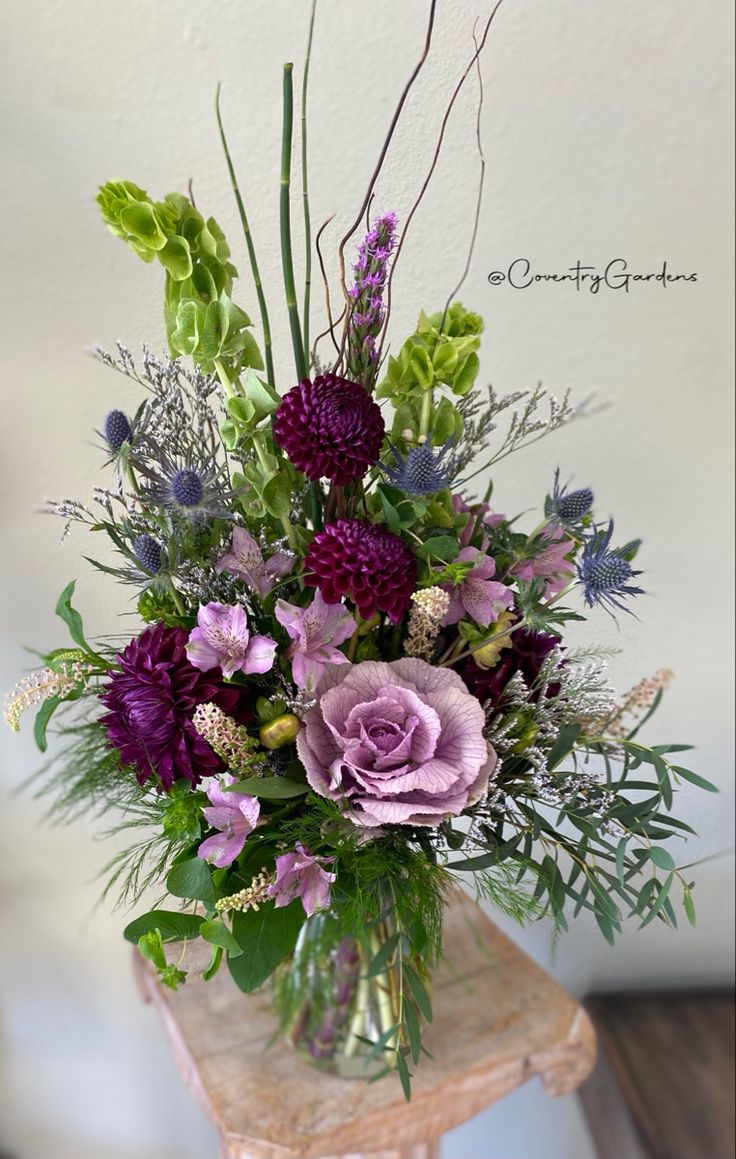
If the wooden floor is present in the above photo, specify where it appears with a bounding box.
[579,990,735,1159]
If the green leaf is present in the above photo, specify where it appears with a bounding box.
[404,998,422,1065]
[639,873,674,929]
[452,351,479,396]
[407,344,434,390]
[403,964,432,1023]
[166,858,217,907]
[615,838,627,886]
[55,581,91,652]
[447,851,503,871]
[671,766,718,793]
[396,1051,412,1101]
[200,918,243,957]
[202,945,224,981]
[228,901,304,993]
[261,472,293,519]
[137,930,167,970]
[159,235,193,280]
[417,536,459,563]
[123,910,204,944]
[683,885,697,927]
[379,489,402,535]
[34,696,61,753]
[546,725,581,771]
[647,846,676,871]
[229,776,307,800]
[366,931,401,978]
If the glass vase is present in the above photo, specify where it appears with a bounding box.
[273,910,421,1079]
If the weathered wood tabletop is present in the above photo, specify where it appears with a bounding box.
[134,890,595,1159]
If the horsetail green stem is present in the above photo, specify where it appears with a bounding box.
[280,64,308,383]
[215,85,275,389]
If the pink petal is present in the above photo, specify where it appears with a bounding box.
[198,830,247,868]
[241,635,277,675]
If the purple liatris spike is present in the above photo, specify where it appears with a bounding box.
[347,212,398,390]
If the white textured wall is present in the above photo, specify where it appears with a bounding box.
[1,2,733,1157]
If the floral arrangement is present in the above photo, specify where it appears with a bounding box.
[5,6,714,1098]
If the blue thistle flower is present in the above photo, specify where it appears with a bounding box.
[384,441,454,497]
[133,534,164,575]
[545,469,594,526]
[104,409,133,452]
[577,521,643,617]
[137,452,235,522]
[171,468,204,508]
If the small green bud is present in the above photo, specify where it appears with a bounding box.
[259,713,301,750]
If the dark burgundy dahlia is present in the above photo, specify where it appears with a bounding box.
[272,374,385,485]
[304,519,416,623]
[100,623,240,790]
[459,628,561,705]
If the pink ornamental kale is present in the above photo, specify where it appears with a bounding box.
[186,602,277,679]
[267,843,336,917]
[296,658,496,828]
[197,775,261,868]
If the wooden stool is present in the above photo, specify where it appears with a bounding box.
[134,890,595,1159]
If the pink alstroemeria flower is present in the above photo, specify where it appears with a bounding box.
[512,531,575,599]
[267,843,336,916]
[186,602,277,679]
[275,591,355,692]
[452,494,506,549]
[197,775,260,868]
[441,548,513,628]
[216,526,293,598]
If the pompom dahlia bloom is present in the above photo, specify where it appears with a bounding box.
[296,658,496,827]
[100,624,239,790]
[304,519,416,623]
[272,374,385,485]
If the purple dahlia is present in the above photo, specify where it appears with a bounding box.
[459,627,561,705]
[272,374,385,485]
[100,623,240,791]
[304,519,416,624]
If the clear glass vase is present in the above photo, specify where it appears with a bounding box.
[273,910,418,1079]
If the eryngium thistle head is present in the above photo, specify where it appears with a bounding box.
[171,468,204,507]
[545,469,594,525]
[133,534,163,575]
[577,521,644,617]
[104,409,133,452]
[273,375,385,485]
[99,623,241,791]
[385,441,453,496]
[304,519,416,623]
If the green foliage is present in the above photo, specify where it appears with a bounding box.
[166,858,217,907]
[228,900,305,992]
[376,302,482,444]
[124,910,204,944]
[97,180,263,378]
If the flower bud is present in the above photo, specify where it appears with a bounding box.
[259,713,301,749]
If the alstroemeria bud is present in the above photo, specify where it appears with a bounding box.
[259,713,301,750]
